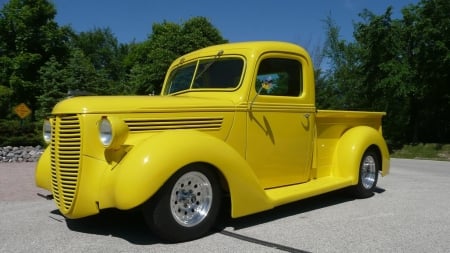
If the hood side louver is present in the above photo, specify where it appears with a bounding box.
[124,117,223,132]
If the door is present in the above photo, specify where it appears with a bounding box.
[246,56,315,189]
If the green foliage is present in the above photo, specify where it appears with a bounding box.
[319,16,363,109]
[0,0,71,119]
[0,119,42,146]
[321,0,450,146]
[73,28,129,85]
[0,0,228,146]
[391,143,450,161]
[1,0,448,149]
[0,85,13,118]
[128,16,227,95]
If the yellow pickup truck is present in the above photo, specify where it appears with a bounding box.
[36,41,389,242]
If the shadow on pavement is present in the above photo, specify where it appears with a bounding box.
[50,186,385,244]
[222,186,386,231]
[51,208,159,245]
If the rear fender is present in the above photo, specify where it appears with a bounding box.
[108,130,272,218]
[332,126,390,183]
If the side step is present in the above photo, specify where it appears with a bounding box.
[265,176,353,206]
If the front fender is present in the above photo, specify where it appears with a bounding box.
[103,130,272,218]
[35,146,52,191]
[333,126,390,183]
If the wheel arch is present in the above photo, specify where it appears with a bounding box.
[110,130,272,217]
[367,144,383,172]
[180,161,232,219]
[332,126,390,184]
[197,161,230,195]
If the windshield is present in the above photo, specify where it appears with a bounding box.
[164,57,244,95]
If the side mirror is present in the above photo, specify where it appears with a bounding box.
[250,81,271,110]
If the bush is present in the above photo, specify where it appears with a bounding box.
[391,143,450,161]
[0,119,43,146]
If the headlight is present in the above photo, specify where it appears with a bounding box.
[98,116,129,149]
[99,117,113,147]
[43,119,52,144]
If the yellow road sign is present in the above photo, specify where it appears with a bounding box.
[14,103,32,119]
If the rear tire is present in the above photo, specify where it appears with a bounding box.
[143,165,222,242]
[352,149,379,198]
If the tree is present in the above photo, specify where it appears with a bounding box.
[401,0,450,143]
[323,9,419,145]
[321,16,364,110]
[128,16,227,95]
[0,85,13,117]
[35,57,65,119]
[73,27,129,87]
[322,0,450,145]
[36,49,113,119]
[353,7,414,145]
[0,0,71,119]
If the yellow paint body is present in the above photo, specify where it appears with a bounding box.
[35,41,389,219]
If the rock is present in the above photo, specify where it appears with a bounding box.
[0,146,44,163]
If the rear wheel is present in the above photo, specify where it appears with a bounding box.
[352,149,379,198]
[143,165,222,242]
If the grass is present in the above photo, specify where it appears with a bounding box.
[390,143,450,161]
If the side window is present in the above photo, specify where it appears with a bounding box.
[256,58,302,97]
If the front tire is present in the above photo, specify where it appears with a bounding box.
[143,165,222,242]
[352,149,379,198]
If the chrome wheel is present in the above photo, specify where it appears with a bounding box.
[361,155,377,189]
[143,165,222,242]
[352,149,380,198]
[170,171,213,227]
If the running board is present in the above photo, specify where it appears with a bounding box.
[265,176,353,206]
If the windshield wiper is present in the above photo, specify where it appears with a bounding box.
[194,50,224,81]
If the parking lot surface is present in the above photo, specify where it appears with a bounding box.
[1,159,449,252]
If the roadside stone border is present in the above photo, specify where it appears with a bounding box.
[0,146,44,163]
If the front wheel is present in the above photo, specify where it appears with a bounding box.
[143,165,222,242]
[352,149,379,198]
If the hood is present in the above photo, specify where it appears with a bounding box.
[52,95,236,114]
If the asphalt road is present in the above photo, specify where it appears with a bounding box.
[1,159,449,253]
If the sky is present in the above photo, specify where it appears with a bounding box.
[1,0,419,47]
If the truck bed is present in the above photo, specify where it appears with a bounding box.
[314,110,386,178]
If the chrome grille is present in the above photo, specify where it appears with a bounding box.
[50,115,81,213]
[125,117,223,132]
